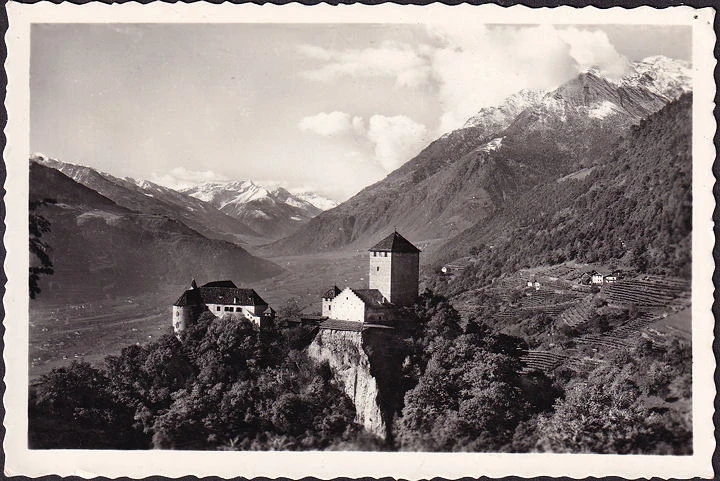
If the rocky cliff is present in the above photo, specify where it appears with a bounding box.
[307,328,406,441]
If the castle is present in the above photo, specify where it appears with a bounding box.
[172,280,275,336]
[172,231,419,336]
[317,231,420,326]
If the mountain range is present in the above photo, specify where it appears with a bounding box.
[32,155,264,245]
[181,181,337,239]
[268,56,691,256]
[29,161,282,304]
[29,55,691,303]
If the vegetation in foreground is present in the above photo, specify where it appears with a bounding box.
[30,290,691,454]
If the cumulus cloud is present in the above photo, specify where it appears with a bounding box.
[428,24,632,132]
[298,111,365,136]
[367,115,429,172]
[297,25,630,134]
[296,41,431,88]
[299,111,428,172]
[557,27,631,79]
[150,167,229,190]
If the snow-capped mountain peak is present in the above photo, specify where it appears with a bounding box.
[293,192,339,211]
[623,55,692,99]
[462,88,547,131]
[180,180,336,239]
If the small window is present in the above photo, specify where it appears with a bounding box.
[377,267,380,271]
[224,306,232,312]
[236,307,242,312]
[175,311,179,317]
[373,252,377,257]
[216,306,221,311]
[328,305,331,310]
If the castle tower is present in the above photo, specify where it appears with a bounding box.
[368,231,420,307]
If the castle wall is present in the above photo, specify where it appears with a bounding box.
[329,289,366,323]
[368,252,393,302]
[364,306,393,324]
[390,252,419,306]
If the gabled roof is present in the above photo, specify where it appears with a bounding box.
[351,288,390,307]
[202,280,238,288]
[322,285,342,300]
[369,231,420,253]
[174,281,268,307]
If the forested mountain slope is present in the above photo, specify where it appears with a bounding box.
[430,93,692,294]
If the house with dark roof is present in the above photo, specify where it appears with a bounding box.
[317,231,420,328]
[172,280,275,337]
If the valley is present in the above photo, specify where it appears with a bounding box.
[29,293,172,379]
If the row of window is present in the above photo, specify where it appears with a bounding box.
[372,251,389,257]
[217,306,245,312]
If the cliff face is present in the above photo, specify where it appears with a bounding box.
[307,327,408,441]
[307,329,387,438]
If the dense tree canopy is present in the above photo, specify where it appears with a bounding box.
[30,313,360,450]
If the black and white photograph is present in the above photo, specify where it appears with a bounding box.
[3,3,716,479]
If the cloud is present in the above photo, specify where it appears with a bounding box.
[299,111,428,172]
[150,167,229,190]
[296,41,431,88]
[427,24,631,132]
[298,111,365,136]
[557,27,631,79]
[297,26,630,134]
[367,115,429,172]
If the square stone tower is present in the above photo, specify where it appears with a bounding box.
[368,231,420,307]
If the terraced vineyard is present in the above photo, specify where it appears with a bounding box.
[604,276,690,309]
[520,350,570,372]
[560,295,594,326]
[518,288,582,308]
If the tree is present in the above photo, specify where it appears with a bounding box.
[29,199,56,299]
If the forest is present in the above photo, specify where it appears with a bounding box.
[29,290,691,453]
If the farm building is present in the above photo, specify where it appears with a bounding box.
[589,270,624,285]
[172,280,275,337]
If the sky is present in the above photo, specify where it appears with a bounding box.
[30,23,691,201]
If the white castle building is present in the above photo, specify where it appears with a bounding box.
[320,231,420,325]
[172,280,275,337]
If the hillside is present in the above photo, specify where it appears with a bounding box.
[182,181,330,239]
[29,162,282,304]
[431,93,692,294]
[269,58,690,256]
[32,155,262,245]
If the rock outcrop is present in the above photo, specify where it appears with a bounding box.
[307,327,406,441]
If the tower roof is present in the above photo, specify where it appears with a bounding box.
[369,231,420,253]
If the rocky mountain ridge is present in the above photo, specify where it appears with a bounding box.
[31,155,262,245]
